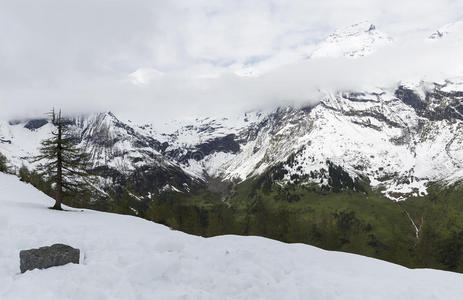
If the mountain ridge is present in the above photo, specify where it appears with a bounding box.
[1,78,462,201]
[1,21,462,201]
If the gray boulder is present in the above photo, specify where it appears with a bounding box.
[19,244,80,273]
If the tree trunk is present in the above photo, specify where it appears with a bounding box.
[53,121,63,210]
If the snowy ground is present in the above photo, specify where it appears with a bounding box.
[1,173,463,300]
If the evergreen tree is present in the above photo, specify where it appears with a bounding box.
[18,164,31,181]
[0,152,8,173]
[115,187,135,215]
[33,109,92,210]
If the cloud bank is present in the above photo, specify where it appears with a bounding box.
[0,0,462,123]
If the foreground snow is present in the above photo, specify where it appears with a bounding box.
[1,173,463,300]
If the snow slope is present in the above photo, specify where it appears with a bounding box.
[0,120,54,168]
[429,20,463,41]
[1,173,463,300]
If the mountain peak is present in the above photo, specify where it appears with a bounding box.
[332,21,377,37]
[311,21,392,59]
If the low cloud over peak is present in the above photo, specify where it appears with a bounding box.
[0,1,462,123]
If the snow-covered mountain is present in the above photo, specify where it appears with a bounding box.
[2,172,463,300]
[2,80,462,200]
[311,21,392,58]
[1,22,462,201]
[234,21,392,77]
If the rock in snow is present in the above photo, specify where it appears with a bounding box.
[1,172,463,299]
[19,244,80,274]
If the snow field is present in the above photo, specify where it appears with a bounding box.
[1,173,463,299]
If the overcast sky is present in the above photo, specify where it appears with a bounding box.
[1,0,462,123]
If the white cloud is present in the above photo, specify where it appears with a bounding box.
[129,68,164,86]
[0,0,462,123]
